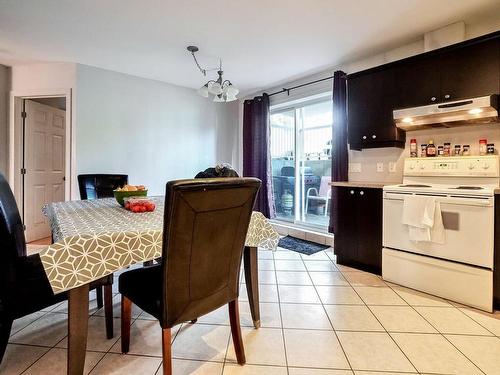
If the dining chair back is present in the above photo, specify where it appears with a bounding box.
[0,173,26,260]
[0,173,115,366]
[0,173,68,364]
[77,174,128,200]
[161,177,260,327]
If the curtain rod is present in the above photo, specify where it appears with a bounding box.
[266,75,334,97]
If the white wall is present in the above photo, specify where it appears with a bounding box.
[215,100,239,167]
[0,64,10,176]
[11,62,77,91]
[76,64,237,196]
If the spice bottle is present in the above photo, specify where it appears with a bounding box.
[463,144,470,156]
[420,144,427,157]
[437,145,444,156]
[487,143,495,154]
[479,139,487,156]
[410,139,417,157]
[426,140,436,157]
[443,143,451,157]
[454,145,461,156]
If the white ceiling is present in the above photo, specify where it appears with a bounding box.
[0,0,498,93]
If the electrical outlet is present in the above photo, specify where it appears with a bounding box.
[377,162,384,172]
[349,163,362,173]
[389,162,397,173]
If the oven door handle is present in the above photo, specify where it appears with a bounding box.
[383,193,493,207]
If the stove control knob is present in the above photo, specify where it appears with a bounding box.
[409,163,415,170]
[483,163,490,169]
[468,163,475,170]
[419,164,426,170]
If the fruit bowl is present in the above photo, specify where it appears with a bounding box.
[113,185,148,206]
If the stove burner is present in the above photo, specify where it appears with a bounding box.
[451,186,484,190]
[398,184,431,188]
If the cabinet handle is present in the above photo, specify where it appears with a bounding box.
[431,96,437,102]
[444,94,451,99]
[359,190,364,196]
[350,190,355,195]
[362,135,367,140]
[371,134,377,139]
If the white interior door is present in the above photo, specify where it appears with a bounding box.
[24,99,66,242]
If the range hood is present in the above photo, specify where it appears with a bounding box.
[394,95,498,131]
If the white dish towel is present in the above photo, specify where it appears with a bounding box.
[401,195,445,244]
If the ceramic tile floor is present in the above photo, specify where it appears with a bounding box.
[2,247,500,374]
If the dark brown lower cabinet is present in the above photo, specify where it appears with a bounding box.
[493,197,500,310]
[333,186,382,274]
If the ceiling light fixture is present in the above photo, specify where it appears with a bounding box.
[187,46,239,103]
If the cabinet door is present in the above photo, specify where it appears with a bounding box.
[440,38,500,102]
[347,68,401,147]
[333,187,357,259]
[347,74,372,147]
[395,56,441,108]
[355,188,382,273]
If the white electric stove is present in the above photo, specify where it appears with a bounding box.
[382,155,499,312]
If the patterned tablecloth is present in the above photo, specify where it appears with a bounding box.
[40,197,279,294]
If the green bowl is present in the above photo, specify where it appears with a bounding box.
[113,190,148,206]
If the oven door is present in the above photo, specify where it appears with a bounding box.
[383,191,494,268]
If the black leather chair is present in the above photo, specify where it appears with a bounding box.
[119,178,260,375]
[77,174,128,200]
[0,174,114,365]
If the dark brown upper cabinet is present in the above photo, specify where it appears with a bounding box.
[347,68,405,149]
[396,38,500,108]
[395,55,441,108]
[439,38,500,102]
[347,31,499,150]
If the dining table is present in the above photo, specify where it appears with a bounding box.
[40,196,279,375]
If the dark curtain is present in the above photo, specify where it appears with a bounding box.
[243,94,275,218]
[328,71,348,233]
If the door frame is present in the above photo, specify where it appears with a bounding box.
[8,88,73,215]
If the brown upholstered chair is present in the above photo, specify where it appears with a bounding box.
[119,178,260,375]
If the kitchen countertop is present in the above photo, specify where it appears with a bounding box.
[329,181,392,189]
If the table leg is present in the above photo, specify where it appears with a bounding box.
[68,284,89,375]
[243,246,260,328]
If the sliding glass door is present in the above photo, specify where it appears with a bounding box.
[270,97,332,230]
